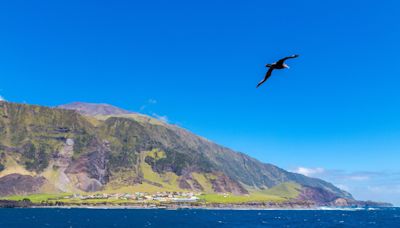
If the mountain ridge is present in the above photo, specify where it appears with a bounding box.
[0,101,360,206]
[57,102,133,116]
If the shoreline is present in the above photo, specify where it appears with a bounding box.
[0,198,393,210]
[5,204,394,211]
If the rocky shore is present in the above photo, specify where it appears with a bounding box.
[0,199,392,209]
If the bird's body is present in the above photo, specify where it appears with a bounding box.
[257,54,299,88]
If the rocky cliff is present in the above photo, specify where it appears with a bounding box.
[0,101,355,205]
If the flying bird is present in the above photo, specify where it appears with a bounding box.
[256,54,299,88]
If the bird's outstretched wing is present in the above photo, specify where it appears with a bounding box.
[257,67,274,88]
[276,54,299,65]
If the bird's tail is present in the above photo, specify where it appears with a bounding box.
[266,64,272,67]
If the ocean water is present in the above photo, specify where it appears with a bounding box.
[0,208,399,227]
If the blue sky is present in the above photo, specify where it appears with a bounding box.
[1,0,400,204]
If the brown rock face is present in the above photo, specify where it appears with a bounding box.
[178,175,204,192]
[0,174,47,196]
[178,179,191,189]
[298,186,338,205]
[65,141,110,192]
[211,174,248,195]
[176,172,248,195]
[333,198,350,207]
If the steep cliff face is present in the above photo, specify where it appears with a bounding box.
[65,139,110,192]
[0,101,352,204]
[0,174,47,196]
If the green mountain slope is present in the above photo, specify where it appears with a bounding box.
[0,101,353,205]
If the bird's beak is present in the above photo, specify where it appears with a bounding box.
[286,66,290,69]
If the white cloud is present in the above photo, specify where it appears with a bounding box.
[292,167,374,181]
[140,98,157,111]
[0,95,5,101]
[152,113,169,123]
[292,167,325,177]
[335,184,350,192]
[367,185,400,194]
[347,175,370,181]
[138,98,169,123]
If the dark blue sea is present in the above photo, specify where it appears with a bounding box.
[0,208,399,227]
